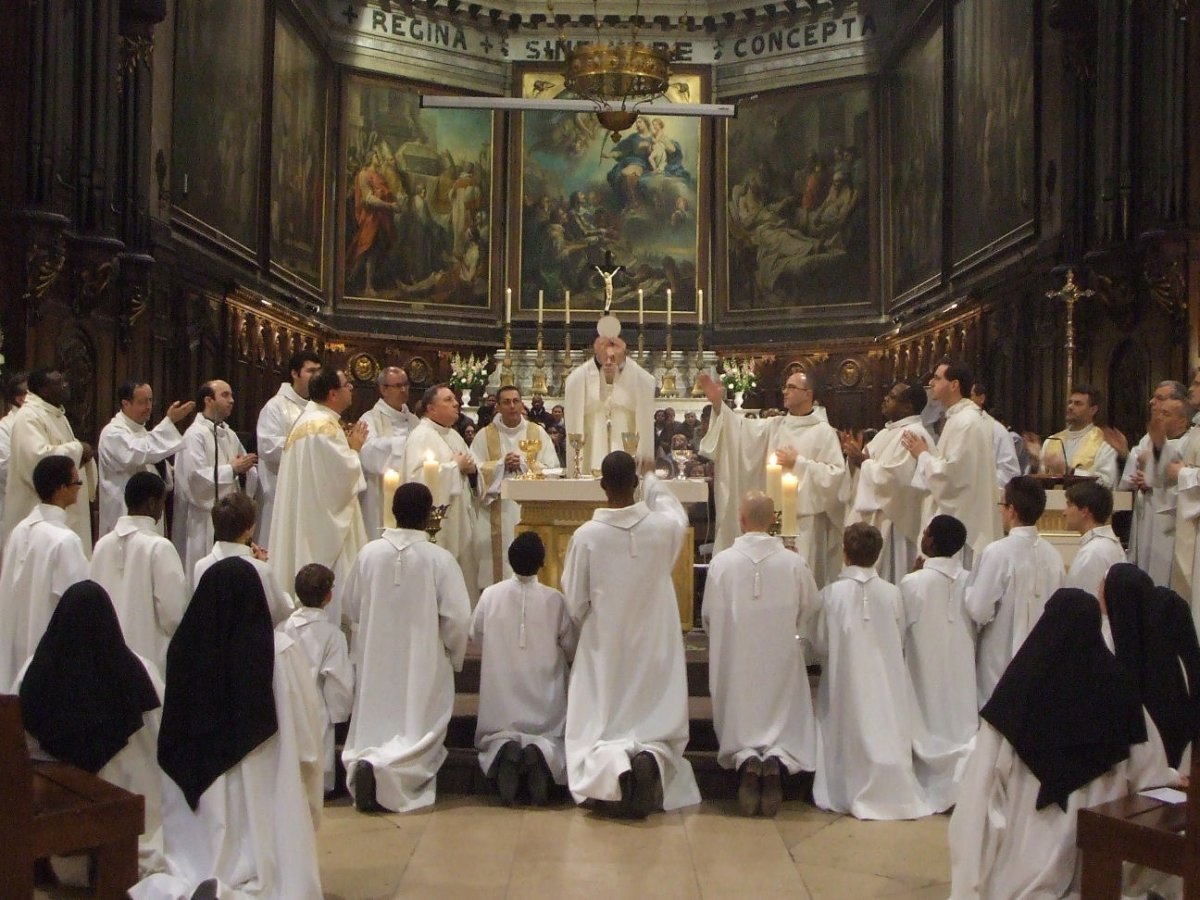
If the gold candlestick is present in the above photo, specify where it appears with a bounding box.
[691,327,706,397]
[531,322,548,395]
[501,322,514,385]
[661,330,678,398]
[1045,269,1095,405]
[638,328,645,364]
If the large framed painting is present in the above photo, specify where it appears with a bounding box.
[951,0,1036,269]
[172,0,265,258]
[508,65,709,321]
[888,16,943,306]
[270,11,331,293]
[337,73,498,314]
[716,80,876,321]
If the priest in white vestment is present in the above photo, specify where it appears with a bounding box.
[470,385,559,585]
[0,371,28,551]
[812,522,932,820]
[97,380,192,537]
[172,380,258,582]
[902,362,1001,564]
[341,482,472,813]
[1063,480,1125,597]
[702,492,821,817]
[699,370,847,586]
[0,456,90,689]
[968,383,1022,488]
[90,472,188,672]
[842,380,935,582]
[254,350,321,546]
[899,515,977,813]
[1171,370,1200,619]
[403,384,483,600]
[358,366,419,538]
[1121,392,1189,586]
[563,335,657,474]
[1032,385,1120,487]
[4,368,97,557]
[562,453,701,816]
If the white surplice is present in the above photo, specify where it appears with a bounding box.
[1065,525,1126,597]
[702,532,821,774]
[700,406,846,585]
[254,383,307,546]
[470,418,560,586]
[966,525,1066,708]
[1040,424,1120,488]
[0,504,90,688]
[843,415,935,583]
[811,566,932,820]
[357,399,418,539]
[899,557,978,812]
[1121,432,1183,586]
[90,515,188,672]
[563,355,657,473]
[282,606,355,793]
[194,542,294,627]
[470,574,577,782]
[97,412,183,537]
[340,528,471,812]
[983,412,1021,489]
[913,398,1001,559]
[0,406,20,551]
[561,476,701,810]
[130,633,324,900]
[4,392,97,557]
[172,416,258,585]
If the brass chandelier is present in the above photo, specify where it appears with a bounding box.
[563,39,671,137]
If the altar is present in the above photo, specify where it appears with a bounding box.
[502,477,709,629]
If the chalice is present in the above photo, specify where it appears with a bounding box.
[671,447,694,479]
[425,504,450,543]
[518,437,544,479]
[621,431,640,455]
[568,432,586,476]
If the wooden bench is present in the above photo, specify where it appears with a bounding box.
[0,694,144,899]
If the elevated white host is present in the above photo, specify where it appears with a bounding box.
[596,315,621,339]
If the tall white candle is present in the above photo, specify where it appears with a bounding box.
[505,287,512,323]
[638,289,644,326]
[666,288,672,327]
[765,454,783,507]
[781,473,798,536]
[697,289,704,327]
[422,450,441,506]
[383,468,401,528]
[564,290,570,325]
[538,290,544,324]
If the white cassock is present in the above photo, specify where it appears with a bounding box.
[1040,424,1120,487]
[283,606,355,793]
[0,504,90,688]
[563,355,657,473]
[948,714,1173,900]
[561,476,701,810]
[702,532,821,774]
[470,417,560,585]
[913,398,1001,561]
[194,542,295,627]
[899,558,978,812]
[700,406,846,585]
[470,574,577,783]
[90,515,189,673]
[357,399,418,539]
[1065,524,1126,597]
[97,412,184,537]
[268,402,368,615]
[254,383,307,546]
[172,417,258,584]
[1121,432,1183,586]
[966,526,1065,708]
[1171,422,1200,628]
[0,406,19,551]
[4,392,97,557]
[340,528,471,812]
[983,412,1021,488]
[843,415,935,582]
[130,632,324,900]
[811,566,932,820]
[403,418,483,600]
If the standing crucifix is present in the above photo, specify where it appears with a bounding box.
[594,251,623,314]
[1045,269,1095,407]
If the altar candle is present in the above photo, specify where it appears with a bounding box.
[666,288,672,327]
[766,454,783,507]
[780,473,798,536]
[383,468,401,528]
[638,289,644,325]
[422,450,441,505]
[564,290,570,325]
[505,287,512,323]
[697,289,704,326]
[537,289,544,325]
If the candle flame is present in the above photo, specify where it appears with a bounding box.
[424,450,435,462]
[769,453,777,466]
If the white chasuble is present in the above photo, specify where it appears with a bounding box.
[357,399,418,539]
[563,356,656,473]
[97,412,183,537]
[254,383,307,546]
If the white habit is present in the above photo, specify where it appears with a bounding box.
[561,476,701,810]
[702,532,821,774]
[562,355,657,473]
[194,542,295,627]
[340,528,471,812]
[0,504,90,688]
[983,412,1021,488]
[470,574,577,783]
[899,557,978,812]
[1040,424,1120,487]
[254,383,307,546]
[0,406,20,550]
[97,412,183,537]
[811,566,932,820]
[1121,432,1183,586]
[700,406,846,585]
[357,398,418,539]
[1065,524,1126,597]
[90,515,189,672]
[966,526,1065,708]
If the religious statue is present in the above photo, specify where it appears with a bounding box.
[594,263,622,313]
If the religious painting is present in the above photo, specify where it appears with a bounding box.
[510,67,708,321]
[172,0,264,256]
[338,73,496,312]
[888,17,943,305]
[719,81,874,317]
[951,0,1036,269]
[270,12,330,292]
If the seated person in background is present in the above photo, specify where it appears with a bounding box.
[1063,480,1124,598]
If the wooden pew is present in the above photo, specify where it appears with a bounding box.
[0,694,144,899]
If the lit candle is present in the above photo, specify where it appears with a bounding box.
[666,288,672,327]
[564,290,570,325]
[697,289,704,327]
[505,287,512,323]
[422,450,441,506]
[383,468,401,529]
[781,473,798,536]
[765,453,783,507]
[638,288,644,326]
[537,289,544,325]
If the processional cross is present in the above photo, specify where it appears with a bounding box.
[1045,269,1095,407]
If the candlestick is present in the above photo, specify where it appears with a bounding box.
[383,468,401,529]
[781,473,798,536]
[564,290,571,326]
[766,454,783,507]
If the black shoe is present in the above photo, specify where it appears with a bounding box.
[630,751,662,818]
[353,761,381,813]
[737,757,762,817]
[760,756,783,818]
[523,744,552,807]
[496,741,523,806]
[191,878,219,900]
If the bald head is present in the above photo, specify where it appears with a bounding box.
[739,491,775,533]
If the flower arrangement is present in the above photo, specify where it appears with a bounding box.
[449,353,489,393]
[719,357,757,393]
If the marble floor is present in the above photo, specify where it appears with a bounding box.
[318,795,952,900]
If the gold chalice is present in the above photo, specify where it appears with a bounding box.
[425,504,449,543]
[568,432,586,476]
[621,431,640,455]
[518,437,544,479]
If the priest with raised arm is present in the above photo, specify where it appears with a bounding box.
[358,366,418,539]
[563,335,656,475]
[254,350,321,546]
[699,369,846,586]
